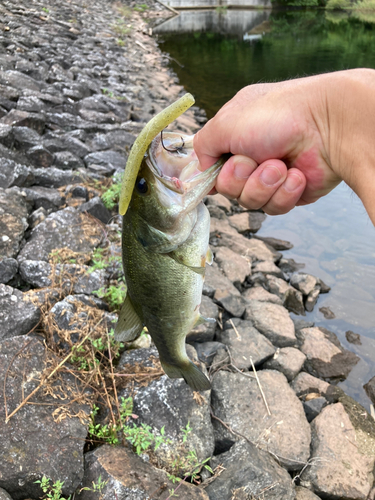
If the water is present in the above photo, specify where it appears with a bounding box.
[155,9,375,408]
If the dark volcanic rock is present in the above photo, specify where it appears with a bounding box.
[245,300,297,347]
[89,129,135,151]
[227,210,267,233]
[214,246,251,287]
[215,319,275,369]
[0,187,29,259]
[187,294,219,342]
[54,150,85,170]
[0,336,89,500]
[0,284,40,340]
[0,109,45,134]
[76,445,209,500]
[78,196,112,224]
[26,144,54,167]
[84,150,126,175]
[33,166,87,188]
[0,258,18,284]
[303,396,328,422]
[297,327,360,380]
[0,70,43,92]
[0,487,13,500]
[206,440,295,500]
[364,375,375,405]
[18,207,102,262]
[118,364,214,471]
[24,186,65,211]
[263,347,306,381]
[0,158,34,189]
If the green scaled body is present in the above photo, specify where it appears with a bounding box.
[115,101,225,390]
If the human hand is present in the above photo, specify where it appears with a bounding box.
[194,74,347,215]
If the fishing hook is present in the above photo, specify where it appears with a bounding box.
[160,129,185,153]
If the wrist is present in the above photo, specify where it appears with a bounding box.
[322,69,375,222]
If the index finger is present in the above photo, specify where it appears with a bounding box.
[194,114,231,171]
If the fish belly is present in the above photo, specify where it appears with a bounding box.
[122,202,210,365]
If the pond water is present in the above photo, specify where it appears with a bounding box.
[155,9,375,408]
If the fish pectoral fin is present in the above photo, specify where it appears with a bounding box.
[160,360,211,391]
[194,314,216,327]
[114,295,144,342]
[168,253,206,276]
[206,247,213,266]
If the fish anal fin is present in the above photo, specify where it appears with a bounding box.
[161,360,211,391]
[114,294,144,342]
[194,314,216,327]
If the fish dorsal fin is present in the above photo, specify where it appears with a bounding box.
[114,294,144,342]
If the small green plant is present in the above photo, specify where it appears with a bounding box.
[80,475,108,495]
[134,3,149,11]
[42,7,49,13]
[94,283,127,311]
[70,345,90,371]
[89,397,172,453]
[112,19,131,37]
[117,38,126,47]
[89,405,119,444]
[117,5,133,17]
[35,476,71,500]
[101,88,115,98]
[101,172,123,210]
[89,248,122,273]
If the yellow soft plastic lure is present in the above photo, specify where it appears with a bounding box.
[119,93,195,216]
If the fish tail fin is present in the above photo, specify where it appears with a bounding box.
[161,360,211,392]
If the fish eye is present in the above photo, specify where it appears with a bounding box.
[136,177,149,195]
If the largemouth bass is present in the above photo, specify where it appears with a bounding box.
[115,95,226,391]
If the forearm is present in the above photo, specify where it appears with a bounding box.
[322,69,375,223]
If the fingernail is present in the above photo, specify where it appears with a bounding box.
[233,160,253,180]
[259,165,282,186]
[284,173,303,192]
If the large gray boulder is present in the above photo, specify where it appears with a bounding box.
[297,327,359,380]
[301,402,375,499]
[18,207,102,262]
[245,300,297,347]
[211,370,311,470]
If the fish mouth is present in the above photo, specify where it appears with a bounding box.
[148,132,215,194]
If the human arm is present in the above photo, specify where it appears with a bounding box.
[193,69,375,224]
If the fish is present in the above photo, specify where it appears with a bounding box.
[114,94,226,391]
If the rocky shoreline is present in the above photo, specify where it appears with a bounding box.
[0,0,375,499]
